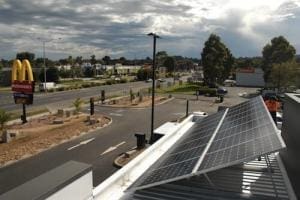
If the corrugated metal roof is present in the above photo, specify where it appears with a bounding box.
[123,154,291,200]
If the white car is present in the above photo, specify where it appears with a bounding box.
[224,79,236,86]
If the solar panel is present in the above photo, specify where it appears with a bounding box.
[196,96,283,173]
[131,96,285,191]
[130,110,226,188]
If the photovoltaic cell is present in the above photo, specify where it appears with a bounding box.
[131,110,225,187]
[197,96,283,173]
[131,96,285,190]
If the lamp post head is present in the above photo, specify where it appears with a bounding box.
[147,33,160,38]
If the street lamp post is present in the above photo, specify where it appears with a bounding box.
[38,37,61,92]
[42,41,46,91]
[148,32,160,144]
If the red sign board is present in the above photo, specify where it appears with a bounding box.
[12,80,35,94]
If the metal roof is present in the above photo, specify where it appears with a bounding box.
[122,154,295,200]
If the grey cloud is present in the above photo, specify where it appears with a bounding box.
[0,0,299,59]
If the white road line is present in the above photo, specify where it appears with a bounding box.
[109,113,123,117]
[100,141,126,155]
[173,112,185,116]
[67,138,95,151]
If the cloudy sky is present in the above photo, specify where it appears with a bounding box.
[0,0,300,60]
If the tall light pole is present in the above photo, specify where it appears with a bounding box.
[37,37,61,92]
[148,32,160,144]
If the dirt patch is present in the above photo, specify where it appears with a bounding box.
[0,113,111,166]
[106,96,170,108]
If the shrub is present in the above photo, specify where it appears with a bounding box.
[120,78,128,83]
[73,98,84,114]
[198,87,217,96]
[0,109,10,130]
[57,87,65,91]
[82,83,91,88]
[48,88,55,92]
[105,80,112,85]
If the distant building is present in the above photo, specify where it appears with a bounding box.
[56,64,72,70]
[106,64,142,75]
[236,67,265,87]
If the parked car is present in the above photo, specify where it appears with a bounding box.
[217,87,228,95]
[145,79,152,83]
[224,79,236,86]
[39,82,56,91]
[157,78,166,82]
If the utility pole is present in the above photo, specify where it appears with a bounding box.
[37,37,62,92]
[43,41,47,92]
[148,32,160,144]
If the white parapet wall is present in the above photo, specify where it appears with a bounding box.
[93,115,196,200]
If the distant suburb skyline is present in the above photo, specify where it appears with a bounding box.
[0,0,300,60]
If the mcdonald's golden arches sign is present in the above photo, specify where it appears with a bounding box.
[12,59,34,93]
[11,59,35,104]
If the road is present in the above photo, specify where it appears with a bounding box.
[0,80,170,112]
[0,86,258,194]
[0,97,194,194]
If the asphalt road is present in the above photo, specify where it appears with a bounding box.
[0,97,200,194]
[0,86,258,195]
[0,79,173,112]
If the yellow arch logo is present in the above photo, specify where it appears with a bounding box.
[11,59,35,94]
[12,59,34,82]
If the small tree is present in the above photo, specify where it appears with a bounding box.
[0,109,10,131]
[130,89,135,102]
[270,61,300,89]
[73,98,84,114]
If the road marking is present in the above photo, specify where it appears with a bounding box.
[116,109,124,113]
[100,141,126,155]
[109,113,123,117]
[67,138,95,151]
[173,112,185,116]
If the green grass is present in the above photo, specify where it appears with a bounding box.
[0,87,11,92]
[157,83,199,94]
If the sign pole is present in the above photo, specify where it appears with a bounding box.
[22,103,27,124]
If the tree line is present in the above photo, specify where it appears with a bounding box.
[201,34,300,88]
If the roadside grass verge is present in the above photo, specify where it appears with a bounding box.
[0,87,11,92]
[157,83,199,95]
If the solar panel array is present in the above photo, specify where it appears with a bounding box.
[197,97,283,172]
[131,96,285,190]
[137,110,226,186]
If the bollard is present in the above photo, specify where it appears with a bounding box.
[186,99,189,117]
[21,104,27,124]
[90,97,94,115]
[101,90,105,104]
[135,133,146,149]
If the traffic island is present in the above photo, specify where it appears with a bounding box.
[101,95,174,108]
[0,112,111,167]
[114,147,147,168]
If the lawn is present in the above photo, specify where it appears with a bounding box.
[157,83,199,94]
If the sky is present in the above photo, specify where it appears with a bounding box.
[0,0,300,60]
